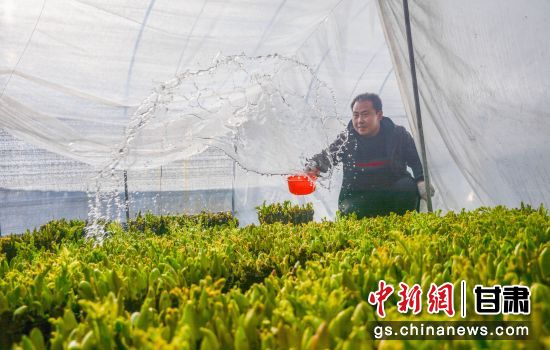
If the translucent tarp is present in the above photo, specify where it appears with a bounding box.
[1,0,549,233]
[378,0,550,209]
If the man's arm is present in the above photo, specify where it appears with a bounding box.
[306,132,348,174]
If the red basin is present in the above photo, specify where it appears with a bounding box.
[287,174,316,195]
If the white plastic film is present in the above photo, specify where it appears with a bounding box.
[2,0,548,233]
[377,0,550,209]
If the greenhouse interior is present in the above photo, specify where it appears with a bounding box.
[1,0,549,349]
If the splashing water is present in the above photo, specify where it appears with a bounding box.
[85,53,346,241]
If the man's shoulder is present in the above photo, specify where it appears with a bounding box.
[381,117,407,136]
[393,124,408,135]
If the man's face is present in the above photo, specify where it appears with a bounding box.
[352,100,383,137]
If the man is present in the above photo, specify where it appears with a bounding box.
[306,92,433,218]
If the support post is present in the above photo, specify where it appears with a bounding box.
[403,0,433,212]
[231,144,237,215]
[159,166,163,215]
[124,170,130,222]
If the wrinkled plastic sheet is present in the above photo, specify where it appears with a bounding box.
[2,0,549,233]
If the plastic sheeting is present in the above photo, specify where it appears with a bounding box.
[378,0,550,209]
[1,0,400,169]
[1,0,402,230]
[1,0,549,232]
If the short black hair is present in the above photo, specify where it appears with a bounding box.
[350,93,383,112]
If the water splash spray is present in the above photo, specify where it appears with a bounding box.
[85,53,346,241]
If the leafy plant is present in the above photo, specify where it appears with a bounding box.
[256,201,314,225]
[1,206,549,349]
[0,219,85,263]
[128,211,238,234]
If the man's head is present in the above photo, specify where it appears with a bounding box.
[350,93,383,137]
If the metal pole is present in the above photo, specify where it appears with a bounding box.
[124,170,130,222]
[159,166,163,215]
[403,0,433,212]
[231,144,237,215]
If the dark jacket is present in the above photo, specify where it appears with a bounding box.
[308,117,424,190]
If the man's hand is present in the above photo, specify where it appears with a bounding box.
[417,180,435,200]
[305,166,320,177]
[304,162,321,177]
